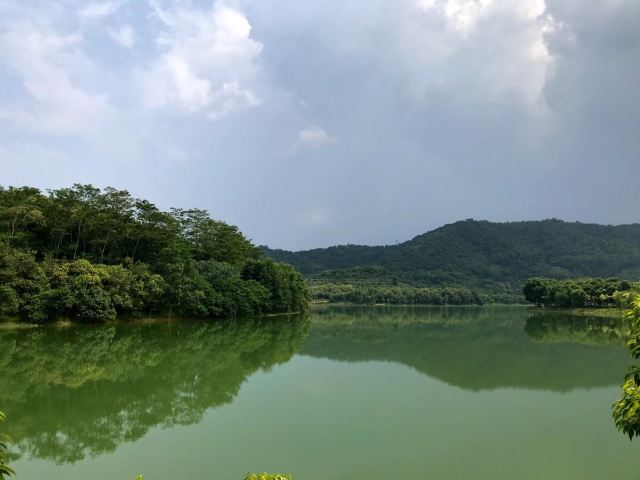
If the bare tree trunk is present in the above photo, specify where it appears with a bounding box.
[55,233,64,257]
[132,236,141,262]
[10,214,18,236]
[73,221,82,260]
[100,231,110,263]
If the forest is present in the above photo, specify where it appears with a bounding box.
[309,282,512,305]
[264,219,640,296]
[0,185,308,323]
[522,277,636,308]
[307,265,522,304]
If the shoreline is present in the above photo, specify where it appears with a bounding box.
[311,301,530,308]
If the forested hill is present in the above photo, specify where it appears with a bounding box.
[263,219,640,290]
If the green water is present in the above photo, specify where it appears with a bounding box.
[1,306,637,479]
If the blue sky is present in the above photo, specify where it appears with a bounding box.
[0,0,638,249]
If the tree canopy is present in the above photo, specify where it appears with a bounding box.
[522,277,634,308]
[0,185,308,322]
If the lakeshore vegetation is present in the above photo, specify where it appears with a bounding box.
[523,277,636,308]
[310,282,498,305]
[308,273,638,307]
[613,291,640,439]
[0,185,308,323]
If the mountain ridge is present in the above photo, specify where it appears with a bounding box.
[263,219,640,290]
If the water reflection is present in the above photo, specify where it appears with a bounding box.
[302,306,629,391]
[0,306,631,466]
[0,316,309,463]
[524,311,629,346]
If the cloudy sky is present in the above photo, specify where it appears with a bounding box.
[0,0,638,250]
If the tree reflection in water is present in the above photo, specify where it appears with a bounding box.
[0,306,631,465]
[302,306,630,391]
[0,316,309,464]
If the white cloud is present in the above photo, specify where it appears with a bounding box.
[418,0,496,35]
[208,81,261,119]
[109,24,135,48]
[405,0,554,111]
[0,22,115,136]
[78,1,122,20]
[138,1,263,117]
[140,53,212,111]
[296,126,336,149]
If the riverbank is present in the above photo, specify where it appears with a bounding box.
[311,301,529,307]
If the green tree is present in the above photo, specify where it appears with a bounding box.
[0,186,46,249]
[523,277,633,308]
[0,411,15,479]
[613,291,640,439]
[0,184,309,323]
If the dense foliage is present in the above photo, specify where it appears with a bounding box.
[310,282,502,305]
[0,185,308,322]
[0,411,14,479]
[523,277,634,308]
[264,219,640,298]
[613,291,640,439]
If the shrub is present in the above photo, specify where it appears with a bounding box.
[0,411,15,479]
[244,474,292,480]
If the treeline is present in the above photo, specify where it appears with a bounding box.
[522,277,635,308]
[0,185,308,322]
[310,282,522,305]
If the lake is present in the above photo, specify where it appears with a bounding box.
[1,305,637,479]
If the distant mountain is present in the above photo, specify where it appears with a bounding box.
[263,219,640,290]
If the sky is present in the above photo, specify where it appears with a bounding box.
[0,0,638,250]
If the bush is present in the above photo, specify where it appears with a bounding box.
[244,474,292,480]
[613,292,640,439]
[0,411,15,479]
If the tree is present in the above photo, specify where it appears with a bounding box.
[171,208,259,264]
[523,277,634,308]
[0,411,15,479]
[0,184,309,322]
[241,259,309,313]
[613,291,640,439]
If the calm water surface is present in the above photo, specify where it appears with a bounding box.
[1,306,637,479]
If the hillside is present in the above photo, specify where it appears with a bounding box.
[263,219,640,291]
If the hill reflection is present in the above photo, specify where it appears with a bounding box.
[0,306,630,465]
[302,306,629,391]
